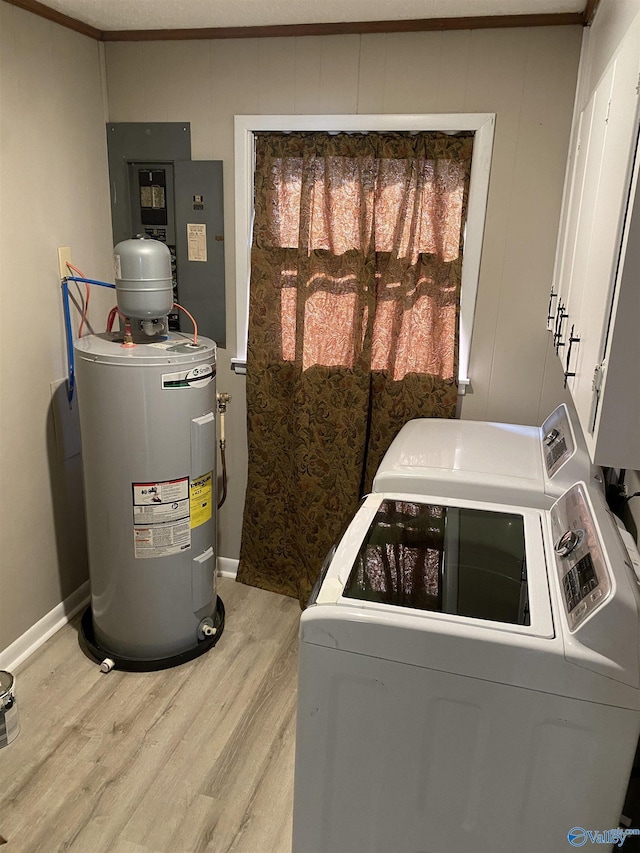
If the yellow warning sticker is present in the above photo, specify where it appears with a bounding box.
[190,472,213,529]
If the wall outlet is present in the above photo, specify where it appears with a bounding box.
[57,247,72,279]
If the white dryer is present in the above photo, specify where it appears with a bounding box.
[373,403,603,508]
[292,483,640,853]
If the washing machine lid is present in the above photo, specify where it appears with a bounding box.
[372,418,545,504]
[372,405,601,506]
[314,491,554,640]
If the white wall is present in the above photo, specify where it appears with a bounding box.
[0,4,114,652]
[105,25,582,561]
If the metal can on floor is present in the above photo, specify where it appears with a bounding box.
[0,671,19,748]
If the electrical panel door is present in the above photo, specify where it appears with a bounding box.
[106,123,226,347]
[174,160,225,349]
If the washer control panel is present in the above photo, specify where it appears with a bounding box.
[550,483,611,630]
[541,406,575,478]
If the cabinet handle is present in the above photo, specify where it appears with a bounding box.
[564,324,580,388]
[547,288,558,329]
[554,303,568,353]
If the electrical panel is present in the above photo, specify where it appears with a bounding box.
[106,123,226,347]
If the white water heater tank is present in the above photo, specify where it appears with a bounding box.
[75,332,219,664]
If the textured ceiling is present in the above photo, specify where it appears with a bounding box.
[34,0,587,31]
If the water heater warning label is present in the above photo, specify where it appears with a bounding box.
[190,472,213,529]
[132,477,191,558]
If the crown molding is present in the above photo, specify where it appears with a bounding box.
[2,2,587,42]
[4,0,102,38]
[100,14,585,42]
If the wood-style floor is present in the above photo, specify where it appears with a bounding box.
[0,578,301,853]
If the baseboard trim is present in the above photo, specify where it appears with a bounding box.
[0,580,90,673]
[0,557,239,673]
[218,556,239,579]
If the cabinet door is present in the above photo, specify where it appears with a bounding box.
[551,103,593,331]
[570,50,639,417]
[558,69,613,361]
[594,157,640,469]
[556,18,640,454]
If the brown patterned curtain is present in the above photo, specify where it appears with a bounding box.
[237,131,474,604]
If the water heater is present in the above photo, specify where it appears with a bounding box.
[73,238,223,671]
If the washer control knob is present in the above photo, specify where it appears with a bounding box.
[555,529,580,557]
[544,428,560,446]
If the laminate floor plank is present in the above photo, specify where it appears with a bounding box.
[167,622,300,853]
[0,579,300,853]
[121,631,297,850]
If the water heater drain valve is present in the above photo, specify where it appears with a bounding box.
[198,618,217,640]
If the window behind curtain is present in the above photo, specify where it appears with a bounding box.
[262,140,470,379]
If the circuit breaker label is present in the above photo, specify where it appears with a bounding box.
[132,477,191,558]
[190,472,213,529]
[187,223,207,261]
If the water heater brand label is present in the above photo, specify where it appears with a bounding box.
[162,364,215,389]
[132,477,191,558]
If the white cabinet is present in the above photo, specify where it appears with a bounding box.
[593,163,640,469]
[550,15,640,469]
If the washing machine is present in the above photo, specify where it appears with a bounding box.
[373,403,604,508]
[292,482,640,853]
